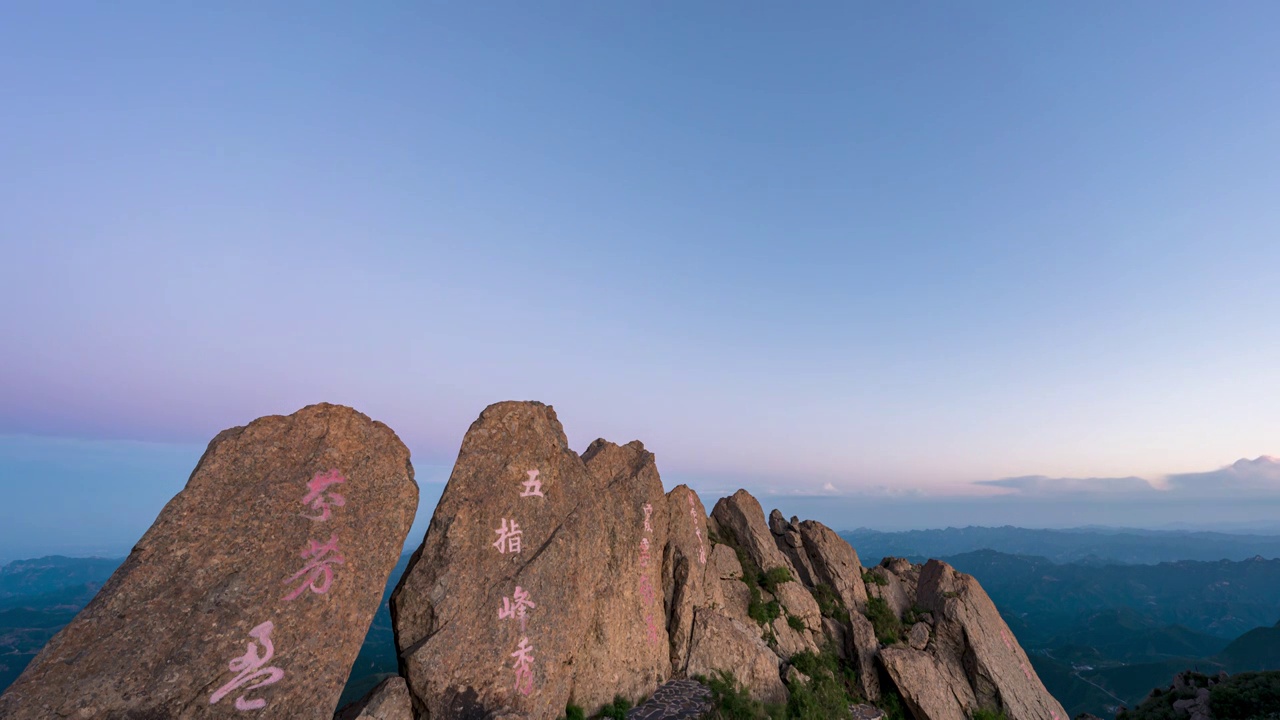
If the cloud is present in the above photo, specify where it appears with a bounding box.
[974,475,1156,496]
[1162,456,1280,494]
[972,457,1280,499]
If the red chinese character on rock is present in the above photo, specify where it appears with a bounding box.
[282,533,345,601]
[520,469,544,498]
[300,469,346,521]
[645,613,662,644]
[511,637,535,696]
[499,586,537,632]
[638,573,656,604]
[493,518,523,554]
[209,621,284,711]
[642,502,653,533]
[639,537,651,567]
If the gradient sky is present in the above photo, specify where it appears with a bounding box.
[3,3,1280,560]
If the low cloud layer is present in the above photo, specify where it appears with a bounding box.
[973,457,1280,499]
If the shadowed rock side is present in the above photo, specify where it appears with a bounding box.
[390,402,671,720]
[0,403,418,720]
[337,676,415,720]
[390,400,1067,720]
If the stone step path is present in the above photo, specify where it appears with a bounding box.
[626,679,712,720]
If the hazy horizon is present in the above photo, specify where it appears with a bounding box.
[4,427,1280,564]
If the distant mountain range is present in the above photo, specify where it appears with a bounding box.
[842,525,1280,565]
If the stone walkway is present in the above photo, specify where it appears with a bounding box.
[626,679,712,720]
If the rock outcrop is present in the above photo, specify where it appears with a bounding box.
[0,404,418,720]
[391,403,671,719]
[882,559,1069,720]
[386,400,1066,720]
[0,398,1070,720]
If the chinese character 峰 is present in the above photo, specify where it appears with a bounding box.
[499,586,537,631]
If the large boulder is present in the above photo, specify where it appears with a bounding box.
[848,611,882,702]
[797,519,869,613]
[685,610,787,705]
[711,491,796,580]
[391,402,670,720]
[663,484,714,673]
[866,563,913,620]
[0,404,417,720]
[881,646,977,720]
[914,560,1068,720]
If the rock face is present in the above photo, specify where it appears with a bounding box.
[391,402,671,720]
[388,400,1065,720]
[684,610,786,705]
[886,559,1069,720]
[336,676,415,720]
[0,404,417,720]
[797,519,868,612]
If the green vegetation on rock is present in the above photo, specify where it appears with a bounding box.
[864,596,902,645]
[697,671,785,720]
[1116,671,1280,720]
[786,647,859,720]
[811,583,846,619]
[970,707,1009,720]
[597,695,632,720]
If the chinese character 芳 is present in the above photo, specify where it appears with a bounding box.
[511,637,535,696]
[300,469,346,521]
[282,533,345,602]
[520,469,544,498]
[493,518,523,554]
[209,621,284,711]
[499,585,537,631]
[642,502,653,533]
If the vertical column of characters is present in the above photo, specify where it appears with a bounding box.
[209,468,348,711]
[495,469,543,696]
[637,502,661,645]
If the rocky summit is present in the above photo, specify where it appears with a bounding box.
[0,399,1068,720]
[390,400,1067,720]
[0,403,418,720]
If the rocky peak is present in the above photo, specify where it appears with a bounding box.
[0,398,1068,720]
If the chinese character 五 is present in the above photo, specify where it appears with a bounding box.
[209,621,284,711]
[493,518,523,554]
[300,468,346,521]
[520,469,544,498]
[282,533,345,602]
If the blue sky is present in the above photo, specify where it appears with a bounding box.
[3,3,1280,560]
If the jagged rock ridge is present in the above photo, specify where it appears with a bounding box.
[391,400,1068,720]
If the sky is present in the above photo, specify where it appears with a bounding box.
[3,3,1280,561]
